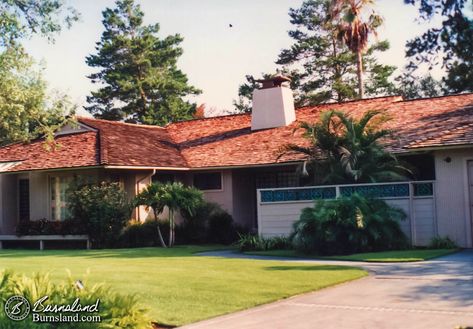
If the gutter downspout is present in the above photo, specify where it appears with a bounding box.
[135,169,156,221]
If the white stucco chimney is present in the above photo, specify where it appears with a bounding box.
[251,75,295,131]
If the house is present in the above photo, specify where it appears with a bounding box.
[1,76,473,247]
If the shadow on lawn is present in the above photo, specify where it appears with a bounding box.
[0,247,233,259]
[264,265,359,272]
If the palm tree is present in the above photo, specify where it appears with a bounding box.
[134,183,168,248]
[281,110,411,184]
[135,182,203,247]
[330,0,383,98]
[158,182,203,247]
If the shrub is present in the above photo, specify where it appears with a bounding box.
[16,218,86,236]
[68,181,132,248]
[291,193,409,255]
[180,202,241,245]
[236,234,291,252]
[0,270,151,328]
[429,236,457,249]
[118,220,170,248]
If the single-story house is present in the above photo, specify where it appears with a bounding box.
[1,77,473,247]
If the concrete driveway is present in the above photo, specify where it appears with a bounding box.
[179,250,473,329]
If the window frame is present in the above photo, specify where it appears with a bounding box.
[192,172,224,192]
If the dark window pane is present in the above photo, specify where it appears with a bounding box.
[153,173,175,184]
[19,179,30,221]
[193,173,222,190]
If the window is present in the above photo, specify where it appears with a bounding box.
[193,172,222,190]
[18,179,30,221]
[255,171,299,188]
[50,176,72,221]
[152,173,175,184]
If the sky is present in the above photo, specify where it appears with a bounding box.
[23,0,443,116]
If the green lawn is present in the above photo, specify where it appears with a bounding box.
[0,246,366,326]
[246,248,458,262]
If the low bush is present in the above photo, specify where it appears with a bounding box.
[16,218,86,236]
[68,181,132,248]
[118,220,170,248]
[179,202,242,245]
[429,236,457,249]
[291,193,409,255]
[0,270,151,328]
[236,234,291,252]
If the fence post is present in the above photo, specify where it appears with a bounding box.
[409,182,416,246]
[335,186,340,198]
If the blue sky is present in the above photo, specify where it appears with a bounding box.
[23,0,442,115]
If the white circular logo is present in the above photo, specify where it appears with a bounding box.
[4,295,30,321]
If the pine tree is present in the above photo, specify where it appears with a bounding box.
[86,0,200,125]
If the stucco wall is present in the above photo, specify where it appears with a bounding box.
[434,148,473,247]
[200,170,234,216]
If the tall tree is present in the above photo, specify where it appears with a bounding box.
[86,0,201,125]
[0,48,73,146]
[405,0,473,93]
[395,72,443,99]
[234,0,395,113]
[0,0,78,146]
[0,0,79,47]
[331,0,384,98]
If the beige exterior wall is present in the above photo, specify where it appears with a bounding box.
[29,172,49,220]
[198,170,234,216]
[434,148,473,247]
[232,170,256,229]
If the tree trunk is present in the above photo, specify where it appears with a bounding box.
[168,209,175,247]
[356,50,364,99]
[153,209,167,248]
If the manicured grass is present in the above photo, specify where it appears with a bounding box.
[246,248,458,262]
[0,246,366,326]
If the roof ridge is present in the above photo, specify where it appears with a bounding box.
[77,116,167,130]
[166,95,404,127]
[399,92,473,103]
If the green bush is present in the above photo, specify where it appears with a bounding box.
[291,194,409,255]
[16,218,86,236]
[0,270,151,328]
[118,220,170,248]
[429,236,457,249]
[180,202,242,245]
[68,181,132,248]
[236,234,291,252]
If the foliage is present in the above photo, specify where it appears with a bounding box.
[0,247,366,326]
[291,193,408,255]
[233,0,396,113]
[330,0,384,98]
[0,48,74,146]
[180,202,241,245]
[429,236,458,249]
[85,0,201,125]
[118,220,165,248]
[404,0,473,93]
[236,234,291,252]
[282,110,411,185]
[134,182,204,247]
[395,72,443,99]
[16,218,86,236]
[0,0,79,48]
[0,270,151,328]
[67,181,132,248]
